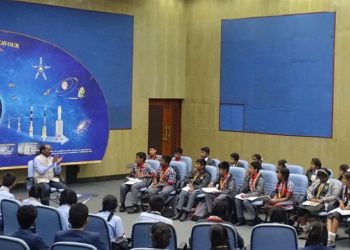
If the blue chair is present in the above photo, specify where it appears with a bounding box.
[288,174,308,206]
[51,241,97,250]
[170,161,188,183]
[238,159,249,169]
[145,159,161,173]
[131,222,177,250]
[190,222,238,250]
[179,156,193,174]
[251,170,277,208]
[1,198,21,235]
[286,164,304,175]
[261,163,276,172]
[0,235,30,250]
[213,158,220,168]
[85,214,111,250]
[197,165,218,199]
[251,224,298,250]
[229,166,246,193]
[35,205,63,246]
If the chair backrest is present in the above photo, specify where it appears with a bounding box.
[131,222,177,250]
[145,159,161,172]
[212,158,220,168]
[205,165,218,183]
[286,164,304,175]
[85,214,111,250]
[35,205,63,246]
[261,163,276,172]
[179,156,193,173]
[238,160,249,169]
[1,198,21,235]
[259,170,278,196]
[288,174,308,205]
[229,167,246,193]
[251,224,298,250]
[170,161,187,181]
[0,235,30,250]
[190,222,238,249]
[51,241,97,250]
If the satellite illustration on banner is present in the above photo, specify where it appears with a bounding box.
[0,30,109,167]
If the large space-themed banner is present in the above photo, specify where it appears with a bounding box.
[0,30,109,167]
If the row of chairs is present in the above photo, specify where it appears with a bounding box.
[131,221,298,250]
[0,199,112,250]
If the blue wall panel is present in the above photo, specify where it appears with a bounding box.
[0,0,133,129]
[220,12,335,137]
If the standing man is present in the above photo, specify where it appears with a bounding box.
[33,144,66,205]
[119,152,156,214]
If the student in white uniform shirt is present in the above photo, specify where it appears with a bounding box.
[57,188,78,230]
[22,184,42,206]
[0,172,17,230]
[136,195,174,225]
[96,195,125,242]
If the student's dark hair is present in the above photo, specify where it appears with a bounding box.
[218,161,230,172]
[151,222,172,249]
[211,199,226,218]
[311,158,322,169]
[252,154,262,162]
[200,147,210,154]
[2,172,16,187]
[230,152,240,162]
[277,167,290,191]
[39,144,47,154]
[277,159,287,168]
[306,221,327,246]
[174,147,183,154]
[59,188,78,206]
[196,158,207,167]
[210,224,231,250]
[101,194,118,222]
[29,183,42,199]
[148,145,158,151]
[17,205,37,229]
[317,168,331,178]
[149,195,165,212]
[136,152,147,162]
[343,172,350,181]
[339,164,349,172]
[162,155,172,165]
[69,202,88,229]
[250,161,262,172]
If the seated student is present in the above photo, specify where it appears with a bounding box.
[10,205,49,250]
[173,159,211,222]
[305,158,322,186]
[151,222,172,250]
[119,152,156,214]
[300,221,333,250]
[229,152,244,168]
[326,172,350,247]
[148,155,176,201]
[251,153,262,164]
[57,188,78,230]
[200,147,216,166]
[199,199,244,249]
[297,168,340,239]
[173,147,183,161]
[337,164,349,181]
[136,195,173,225]
[235,161,265,226]
[210,224,231,250]
[0,172,16,229]
[277,159,287,171]
[96,195,125,243]
[33,144,66,205]
[205,161,235,218]
[54,203,106,250]
[22,184,42,206]
[148,146,162,161]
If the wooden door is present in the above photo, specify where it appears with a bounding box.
[148,99,181,156]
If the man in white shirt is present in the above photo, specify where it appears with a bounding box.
[33,144,66,205]
[136,196,173,225]
[0,172,16,230]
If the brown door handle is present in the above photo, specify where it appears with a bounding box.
[162,126,168,141]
